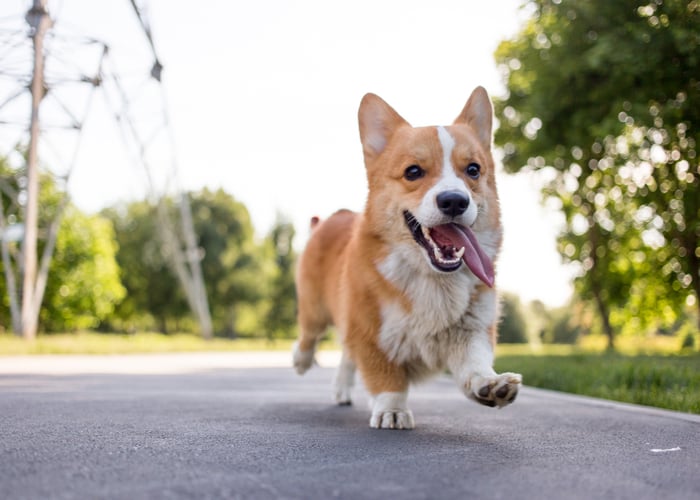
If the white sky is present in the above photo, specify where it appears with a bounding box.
[1,0,575,306]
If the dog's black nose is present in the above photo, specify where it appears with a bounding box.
[436,191,470,217]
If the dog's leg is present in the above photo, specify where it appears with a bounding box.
[333,350,356,405]
[353,343,414,429]
[368,391,414,430]
[453,333,522,408]
[292,310,327,375]
[448,326,522,408]
[292,339,316,375]
[448,292,522,408]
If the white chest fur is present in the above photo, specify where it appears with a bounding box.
[376,244,497,372]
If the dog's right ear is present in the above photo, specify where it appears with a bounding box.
[358,93,409,163]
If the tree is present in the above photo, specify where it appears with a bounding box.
[495,0,700,347]
[40,208,126,331]
[1,160,124,333]
[1,158,64,335]
[498,293,529,343]
[104,189,269,336]
[103,202,189,333]
[263,217,298,340]
[545,305,583,344]
[189,188,268,336]
[0,158,23,332]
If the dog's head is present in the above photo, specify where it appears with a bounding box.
[358,87,501,287]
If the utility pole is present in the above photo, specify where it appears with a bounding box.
[21,0,52,340]
[179,193,213,339]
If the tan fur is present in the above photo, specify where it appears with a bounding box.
[294,87,521,429]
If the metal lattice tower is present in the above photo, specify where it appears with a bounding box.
[0,0,212,338]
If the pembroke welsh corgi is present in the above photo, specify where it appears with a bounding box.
[293,87,522,429]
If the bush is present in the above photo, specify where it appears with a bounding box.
[498,293,528,343]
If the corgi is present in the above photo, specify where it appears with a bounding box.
[293,87,522,429]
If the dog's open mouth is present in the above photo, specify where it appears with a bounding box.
[403,211,495,287]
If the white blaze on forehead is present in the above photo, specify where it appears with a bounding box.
[415,126,476,226]
[436,126,461,190]
[437,126,454,161]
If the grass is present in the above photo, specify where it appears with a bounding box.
[2,331,698,414]
[0,331,301,355]
[495,344,700,414]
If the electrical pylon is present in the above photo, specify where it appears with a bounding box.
[0,1,213,339]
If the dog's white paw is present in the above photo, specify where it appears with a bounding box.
[333,353,355,405]
[368,391,414,430]
[335,389,352,406]
[335,385,353,406]
[292,341,315,375]
[370,409,415,429]
[467,372,522,408]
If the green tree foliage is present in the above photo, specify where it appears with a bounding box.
[263,217,298,340]
[102,202,188,333]
[499,292,529,343]
[0,158,19,330]
[104,188,269,336]
[545,305,583,344]
[1,160,125,332]
[189,188,268,336]
[495,0,700,346]
[41,208,126,331]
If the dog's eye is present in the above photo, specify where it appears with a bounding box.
[404,165,425,181]
[465,163,481,179]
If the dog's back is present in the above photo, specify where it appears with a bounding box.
[295,209,356,351]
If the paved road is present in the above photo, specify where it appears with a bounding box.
[1,352,698,500]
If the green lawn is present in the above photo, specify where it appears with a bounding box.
[0,331,295,355]
[495,349,700,414]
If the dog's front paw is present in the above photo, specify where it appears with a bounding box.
[370,409,415,430]
[468,372,521,408]
[292,341,315,375]
[369,391,414,429]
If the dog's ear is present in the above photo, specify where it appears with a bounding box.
[454,86,493,149]
[358,93,409,163]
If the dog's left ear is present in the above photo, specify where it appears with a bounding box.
[454,86,493,149]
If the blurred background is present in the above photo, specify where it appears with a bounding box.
[0,0,698,358]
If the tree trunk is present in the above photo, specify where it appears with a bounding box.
[587,218,615,350]
[685,241,700,333]
[593,287,615,350]
[159,315,168,335]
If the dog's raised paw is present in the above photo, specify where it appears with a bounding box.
[469,372,522,408]
[292,341,315,375]
[369,409,415,430]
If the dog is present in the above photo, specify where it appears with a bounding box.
[293,87,522,429]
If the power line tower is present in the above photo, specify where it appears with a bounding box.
[20,0,50,340]
[0,1,212,339]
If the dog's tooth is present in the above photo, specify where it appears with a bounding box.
[455,247,465,259]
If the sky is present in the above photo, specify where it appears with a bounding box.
[1,0,575,306]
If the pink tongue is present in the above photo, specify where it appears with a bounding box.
[429,224,495,287]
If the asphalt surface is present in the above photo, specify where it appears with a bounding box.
[1,352,698,500]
